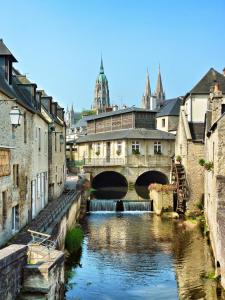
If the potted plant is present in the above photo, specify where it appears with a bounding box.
[132,149,140,155]
[116,149,121,156]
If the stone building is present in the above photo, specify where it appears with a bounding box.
[175,68,225,210]
[0,39,66,246]
[92,58,110,113]
[204,83,225,287]
[75,107,175,200]
[156,97,182,134]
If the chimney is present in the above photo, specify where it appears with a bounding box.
[214,81,221,93]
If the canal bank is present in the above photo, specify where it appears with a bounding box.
[0,174,88,300]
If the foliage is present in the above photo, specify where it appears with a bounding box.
[176,155,182,162]
[204,161,214,171]
[198,158,205,166]
[82,109,96,116]
[148,183,176,193]
[198,158,213,172]
[132,149,140,155]
[65,227,84,254]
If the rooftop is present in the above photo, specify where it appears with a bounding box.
[76,128,175,143]
[184,68,225,99]
[86,107,157,121]
[156,97,182,117]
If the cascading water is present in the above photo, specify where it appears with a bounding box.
[89,200,116,211]
[123,201,151,211]
[89,199,151,212]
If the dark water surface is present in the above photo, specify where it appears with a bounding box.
[65,212,223,300]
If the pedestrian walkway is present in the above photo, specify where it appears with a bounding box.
[9,174,81,246]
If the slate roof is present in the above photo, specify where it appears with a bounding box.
[76,128,175,143]
[188,122,205,141]
[71,115,93,129]
[85,107,157,121]
[184,68,225,100]
[0,39,17,62]
[156,97,182,117]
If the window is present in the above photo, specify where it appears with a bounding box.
[221,104,225,115]
[2,191,7,229]
[117,141,122,154]
[96,143,101,155]
[162,118,165,127]
[24,113,27,143]
[13,164,19,187]
[12,205,19,231]
[38,128,41,151]
[0,149,10,177]
[55,133,57,152]
[132,141,140,154]
[154,142,162,154]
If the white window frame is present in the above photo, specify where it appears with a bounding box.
[154,141,162,154]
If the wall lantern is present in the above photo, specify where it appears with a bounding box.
[9,106,23,127]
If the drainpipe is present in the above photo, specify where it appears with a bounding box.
[190,93,192,122]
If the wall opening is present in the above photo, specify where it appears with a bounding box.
[135,170,168,199]
[92,171,128,199]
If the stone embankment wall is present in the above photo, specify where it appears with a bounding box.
[0,188,87,300]
[0,244,27,300]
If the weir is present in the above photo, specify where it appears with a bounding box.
[89,199,151,212]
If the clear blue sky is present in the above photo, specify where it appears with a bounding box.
[0,0,224,111]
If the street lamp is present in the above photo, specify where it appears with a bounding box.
[9,106,23,127]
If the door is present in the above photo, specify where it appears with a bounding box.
[106,142,110,163]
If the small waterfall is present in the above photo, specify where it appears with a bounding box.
[89,200,151,212]
[90,200,116,211]
[123,201,151,211]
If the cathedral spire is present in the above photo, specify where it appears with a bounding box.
[154,65,165,106]
[142,68,151,109]
[93,57,110,113]
[100,56,104,74]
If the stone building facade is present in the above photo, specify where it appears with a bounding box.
[0,39,66,246]
[204,86,225,287]
[175,68,225,210]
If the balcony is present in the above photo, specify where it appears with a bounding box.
[84,158,125,166]
[83,155,171,167]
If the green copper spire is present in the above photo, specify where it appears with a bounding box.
[100,56,104,74]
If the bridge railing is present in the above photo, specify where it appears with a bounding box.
[84,158,125,166]
[83,155,171,167]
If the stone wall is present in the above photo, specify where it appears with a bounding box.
[150,189,173,215]
[186,141,204,210]
[0,244,27,300]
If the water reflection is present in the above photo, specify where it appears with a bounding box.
[65,213,224,300]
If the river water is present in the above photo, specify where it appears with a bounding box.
[65,212,223,300]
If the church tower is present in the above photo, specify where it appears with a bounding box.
[93,57,110,113]
[154,66,165,107]
[142,69,151,109]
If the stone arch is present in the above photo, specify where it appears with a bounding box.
[135,170,169,199]
[92,171,128,199]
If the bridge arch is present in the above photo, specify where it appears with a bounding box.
[92,171,128,199]
[135,170,169,199]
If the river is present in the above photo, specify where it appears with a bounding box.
[65,212,223,300]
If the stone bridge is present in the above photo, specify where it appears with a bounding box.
[83,162,171,200]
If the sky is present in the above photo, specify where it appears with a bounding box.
[0,0,225,111]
